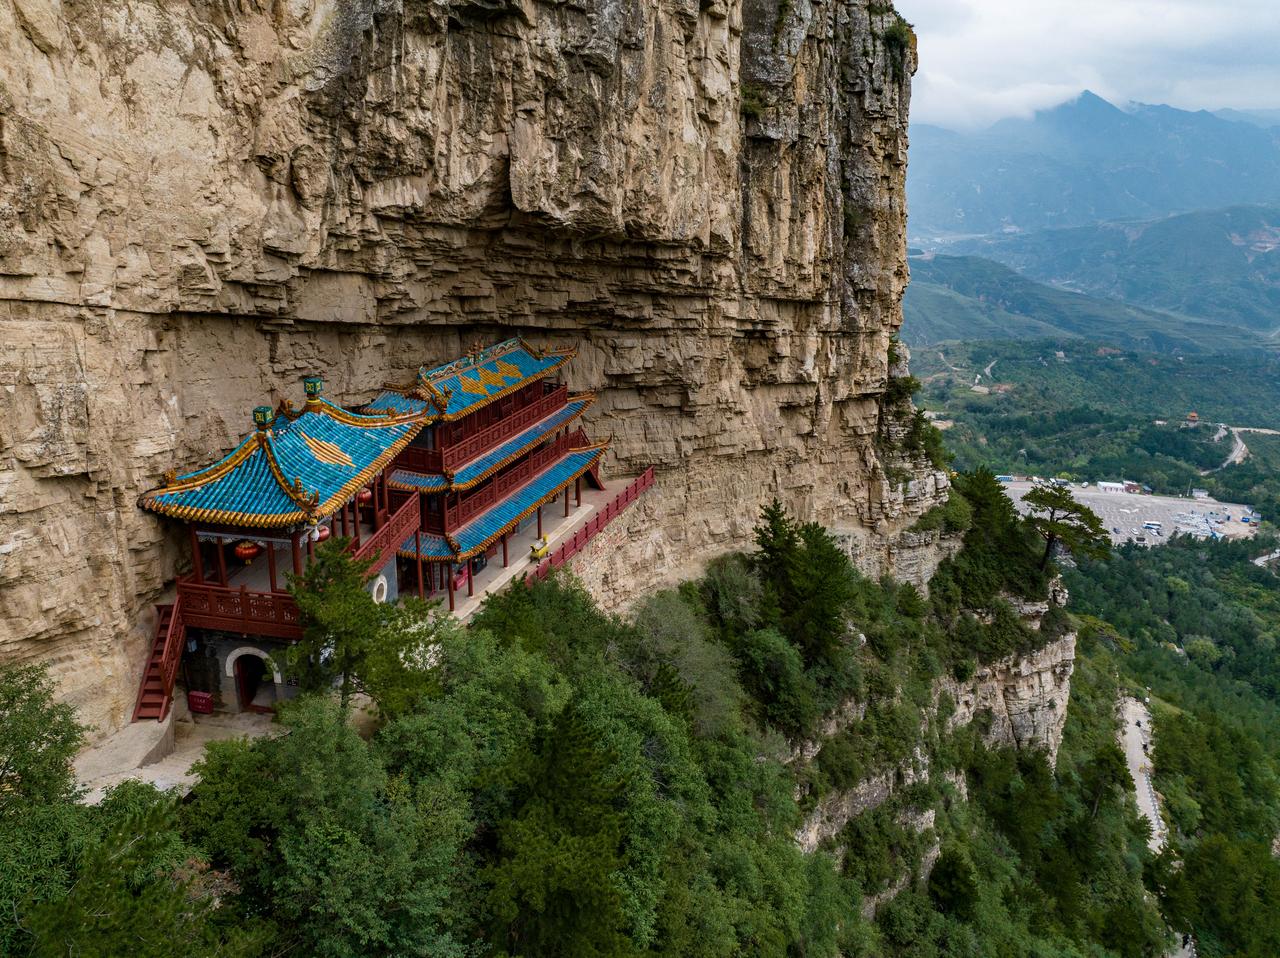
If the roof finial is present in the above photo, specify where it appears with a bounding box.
[253,406,274,431]
[303,376,324,403]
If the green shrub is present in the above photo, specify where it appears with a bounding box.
[911,492,972,535]
[883,16,914,83]
[884,374,921,408]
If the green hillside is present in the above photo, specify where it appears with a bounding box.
[915,338,1280,516]
[902,255,1267,353]
[951,206,1280,333]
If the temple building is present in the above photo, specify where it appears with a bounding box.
[372,338,608,611]
[136,376,428,719]
[134,339,611,720]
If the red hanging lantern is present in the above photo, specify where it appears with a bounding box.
[234,540,262,563]
[357,487,373,505]
[315,524,332,542]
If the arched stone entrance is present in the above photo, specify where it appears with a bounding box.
[225,646,281,713]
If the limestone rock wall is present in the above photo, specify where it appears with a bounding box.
[795,587,1076,855]
[0,0,931,735]
[936,631,1077,763]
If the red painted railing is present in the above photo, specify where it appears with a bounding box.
[353,493,420,569]
[446,432,574,530]
[157,600,185,716]
[443,385,569,470]
[177,577,302,640]
[132,599,188,722]
[526,467,655,583]
[394,385,569,475]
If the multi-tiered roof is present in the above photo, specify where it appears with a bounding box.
[139,378,424,528]
[367,338,575,420]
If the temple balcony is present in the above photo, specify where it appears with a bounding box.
[178,492,420,641]
[394,384,569,475]
[402,468,654,620]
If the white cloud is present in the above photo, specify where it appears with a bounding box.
[895,0,1280,129]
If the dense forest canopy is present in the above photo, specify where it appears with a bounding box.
[1,494,1173,958]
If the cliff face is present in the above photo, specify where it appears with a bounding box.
[0,0,938,733]
[796,585,1077,856]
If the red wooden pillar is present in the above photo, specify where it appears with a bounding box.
[536,506,542,538]
[575,476,581,507]
[267,540,278,592]
[189,525,204,582]
[502,536,508,568]
[415,532,424,599]
[352,500,362,549]
[564,485,570,517]
[291,531,303,576]
[340,504,349,538]
[215,536,228,586]
[447,566,455,612]
[467,561,475,597]
[307,531,315,561]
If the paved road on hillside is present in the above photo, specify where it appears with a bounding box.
[1120,697,1196,958]
[1121,698,1166,853]
[1203,428,1248,473]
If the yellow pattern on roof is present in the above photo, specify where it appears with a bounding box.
[303,433,355,467]
[478,365,509,389]
[458,374,490,396]
[495,359,523,379]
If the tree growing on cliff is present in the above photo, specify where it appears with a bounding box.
[1023,483,1110,570]
[287,540,451,715]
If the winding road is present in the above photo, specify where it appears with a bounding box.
[1200,422,1280,474]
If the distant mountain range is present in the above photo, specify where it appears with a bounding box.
[908,92,1280,238]
[901,253,1269,354]
[948,206,1280,333]
[1214,108,1280,129]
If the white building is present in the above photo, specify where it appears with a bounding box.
[1097,481,1126,493]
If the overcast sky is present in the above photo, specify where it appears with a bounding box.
[894,0,1280,130]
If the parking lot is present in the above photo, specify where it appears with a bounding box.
[1003,481,1260,547]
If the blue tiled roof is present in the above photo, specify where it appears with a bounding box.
[389,396,594,494]
[140,397,424,528]
[399,445,606,562]
[365,339,573,421]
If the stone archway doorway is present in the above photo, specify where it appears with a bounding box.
[234,654,277,713]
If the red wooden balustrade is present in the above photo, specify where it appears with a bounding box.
[444,432,574,530]
[393,385,569,475]
[526,467,655,584]
[353,493,420,568]
[177,577,303,640]
[132,599,187,721]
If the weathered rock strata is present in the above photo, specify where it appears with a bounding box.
[0,0,937,734]
[795,629,1076,854]
[796,584,1076,854]
[935,631,1076,763]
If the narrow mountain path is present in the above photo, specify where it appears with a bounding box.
[1120,696,1196,958]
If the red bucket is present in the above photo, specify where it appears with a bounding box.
[187,691,214,714]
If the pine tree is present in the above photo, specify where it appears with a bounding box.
[1023,483,1110,570]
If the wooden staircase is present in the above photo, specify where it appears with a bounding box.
[569,427,606,489]
[132,600,186,722]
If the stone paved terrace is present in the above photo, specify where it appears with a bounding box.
[446,473,645,621]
